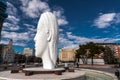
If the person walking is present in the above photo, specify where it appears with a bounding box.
[115,69,119,79]
[76,62,79,68]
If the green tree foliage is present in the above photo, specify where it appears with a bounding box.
[76,42,105,65]
[76,45,88,64]
[103,46,116,64]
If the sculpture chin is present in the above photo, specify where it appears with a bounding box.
[34,43,46,58]
[35,50,42,58]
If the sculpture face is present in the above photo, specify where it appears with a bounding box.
[34,12,58,69]
[34,27,47,57]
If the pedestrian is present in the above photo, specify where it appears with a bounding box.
[76,62,79,68]
[115,69,119,79]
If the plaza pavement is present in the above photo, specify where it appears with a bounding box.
[78,64,116,74]
[0,64,118,80]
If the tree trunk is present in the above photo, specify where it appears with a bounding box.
[81,56,88,64]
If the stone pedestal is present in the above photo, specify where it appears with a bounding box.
[23,67,65,76]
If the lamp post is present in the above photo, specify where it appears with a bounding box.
[25,54,28,65]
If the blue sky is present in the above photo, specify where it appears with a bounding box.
[1,0,120,53]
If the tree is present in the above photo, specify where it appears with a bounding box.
[103,46,116,64]
[76,42,105,65]
[87,42,105,65]
[76,45,88,64]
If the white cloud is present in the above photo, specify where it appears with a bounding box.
[6,2,17,16]
[53,10,68,26]
[59,29,63,32]
[2,1,38,47]
[0,40,9,45]
[7,15,20,24]
[0,40,26,47]
[58,18,68,26]
[3,2,20,31]
[20,0,50,18]
[23,23,37,32]
[3,22,20,31]
[59,36,77,49]
[59,32,120,49]
[1,31,30,41]
[66,32,120,43]
[59,32,79,49]
[94,13,116,28]
[3,15,20,31]
[1,28,36,47]
[20,0,68,26]
[114,13,120,23]
[23,24,34,27]
[14,43,27,47]
[23,24,36,38]
[1,31,34,47]
[2,1,69,48]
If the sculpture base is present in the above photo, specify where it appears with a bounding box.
[0,69,85,80]
[23,67,65,76]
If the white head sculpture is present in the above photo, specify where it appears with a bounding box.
[34,12,58,69]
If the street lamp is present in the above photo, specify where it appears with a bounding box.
[25,54,28,65]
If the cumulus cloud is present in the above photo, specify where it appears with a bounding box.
[59,32,120,49]
[14,43,27,47]
[59,32,79,49]
[0,40,26,47]
[59,29,63,32]
[1,31,33,47]
[23,23,37,32]
[20,0,68,26]
[53,10,68,26]
[6,2,17,16]
[20,0,50,18]
[3,22,20,31]
[7,15,20,24]
[3,2,20,31]
[2,31,30,41]
[1,2,35,47]
[94,13,116,28]
[94,13,120,28]
[59,37,74,47]
[2,0,69,49]
[66,32,120,43]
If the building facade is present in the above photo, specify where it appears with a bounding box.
[0,39,15,63]
[114,45,120,59]
[23,48,35,56]
[0,0,8,39]
[59,48,76,62]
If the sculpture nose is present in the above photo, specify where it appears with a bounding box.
[34,35,36,42]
